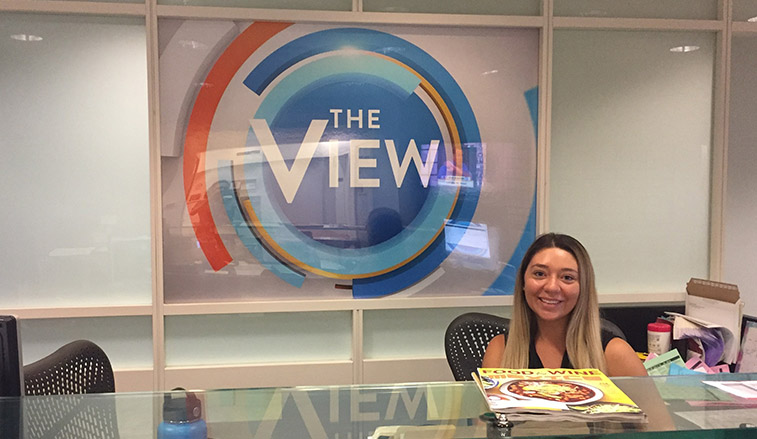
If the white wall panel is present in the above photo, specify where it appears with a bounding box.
[550,30,714,295]
[724,34,757,318]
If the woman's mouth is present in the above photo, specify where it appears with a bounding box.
[539,298,562,305]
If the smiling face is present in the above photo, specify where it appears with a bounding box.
[523,247,580,324]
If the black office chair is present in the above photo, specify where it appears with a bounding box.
[445,312,510,381]
[444,312,628,381]
[599,317,627,343]
[24,339,115,395]
[23,340,119,439]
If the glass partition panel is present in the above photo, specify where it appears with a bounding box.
[363,0,540,15]
[0,13,151,307]
[550,30,714,294]
[159,21,539,303]
[363,306,509,358]
[734,0,757,22]
[164,312,352,365]
[158,0,351,10]
[34,0,143,3]
[553,0,718,19]
[19,317,153,369]
[724,35,757,319]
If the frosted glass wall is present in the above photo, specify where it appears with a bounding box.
[364,307,509,358]
[164,312,352,365]
[550,30,714,294]
[20,317,153,368]
[553,0,718,19]
[34,0,143,3]
[734,0,757,21]
[158,0,351,9]
[724,35,757,318]
[363,0,540,15]
[0,14,151,307]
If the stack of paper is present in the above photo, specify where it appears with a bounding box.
[666,312,738,365]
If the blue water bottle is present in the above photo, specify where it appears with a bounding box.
[158,388,207,439]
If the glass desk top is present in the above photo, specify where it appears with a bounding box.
[2,373,757,438]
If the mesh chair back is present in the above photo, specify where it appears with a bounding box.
[23,340,118,439]
[600,318,627,342]
[444,313,628,381]
[24,339,115,395]
[444,312,509,381]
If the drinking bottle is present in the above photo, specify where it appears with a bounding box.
[157,388,207,439]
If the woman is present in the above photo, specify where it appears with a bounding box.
[482,233,647,376]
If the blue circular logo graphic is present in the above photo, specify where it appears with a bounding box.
[208,27,484,297]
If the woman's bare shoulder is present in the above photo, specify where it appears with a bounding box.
[481,334,506,368]
[604,337,647,377]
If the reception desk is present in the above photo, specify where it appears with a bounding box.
[2,373,757,438]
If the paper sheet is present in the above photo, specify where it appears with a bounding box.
[675,408,757,429]
[703,381,757,399]
[736,321,757,373]
[644,349,685,375]
[666,312,738,364]
[653,376,725,401]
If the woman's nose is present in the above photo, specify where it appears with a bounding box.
[544,275,560,292]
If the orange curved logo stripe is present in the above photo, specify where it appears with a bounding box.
[183,21,292,271]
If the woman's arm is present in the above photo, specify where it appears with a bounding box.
[481,334,505,368]
[605,339,677,429]
[604,338,647,377]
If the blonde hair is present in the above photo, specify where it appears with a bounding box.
[501,233,607,372]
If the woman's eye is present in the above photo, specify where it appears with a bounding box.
[532,270,545,277]
[562,274,577,282]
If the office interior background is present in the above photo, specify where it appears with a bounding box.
[1,0,757,393]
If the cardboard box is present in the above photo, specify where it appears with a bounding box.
[685,278,744,363]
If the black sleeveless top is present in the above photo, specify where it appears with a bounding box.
[527,328,616,369]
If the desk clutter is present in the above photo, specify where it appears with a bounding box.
[641,278,757,375]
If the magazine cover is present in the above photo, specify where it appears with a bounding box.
[475,368,647,422]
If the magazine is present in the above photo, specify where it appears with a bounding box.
[474,368,647,422]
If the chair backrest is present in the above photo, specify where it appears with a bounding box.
[24,339,115,395]
[444,312,628,381]
[600,318,627,342]
[23,340,119,439]
[444,312,510,381]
